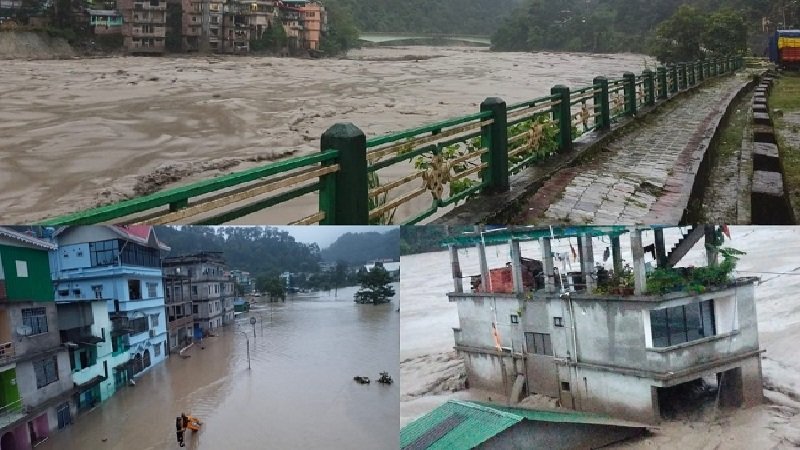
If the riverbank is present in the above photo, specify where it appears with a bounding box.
[0,31,73,59]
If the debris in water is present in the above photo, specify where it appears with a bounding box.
[378,372,393,385]
[354,376,370,384]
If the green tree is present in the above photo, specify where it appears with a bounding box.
[354,266,395,304]
[650,5,708,63]
[320,2,360,56]
[704,9,748,56]
[257,275,285,301]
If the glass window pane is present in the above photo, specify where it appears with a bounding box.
[650,308,668,347]
[668,306,688,346]
[701,300,716,337]
[542,334,553,356]
[685,302,702,342]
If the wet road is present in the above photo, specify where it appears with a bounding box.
[0,47,652,223]
[40,285,399,450]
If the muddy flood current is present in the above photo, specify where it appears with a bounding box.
[0,46,653,223]
[39,286,399,450]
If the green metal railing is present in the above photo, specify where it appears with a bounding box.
[42,56,745,226]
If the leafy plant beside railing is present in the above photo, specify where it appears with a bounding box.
[507,115,559,174]
[646,247,746,295]
[411,137,482,203]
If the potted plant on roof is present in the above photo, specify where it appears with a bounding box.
[608,263,635,296]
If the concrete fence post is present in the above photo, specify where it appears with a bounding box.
[593,76,611,131]
[319,123,368,225]
[551,85,573,152]
[657,67,668,100]
[670,65,679,94]
[643,69,655,106]
[480,97,509,193]
[623,72,637,116]
[679,63,687,90]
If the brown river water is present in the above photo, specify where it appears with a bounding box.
[0,47,652,223]
[39,286,399,450]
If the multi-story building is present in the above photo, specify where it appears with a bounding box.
[162,252,234,337]
[50,226,170,390]
[247,0,276,41]
[222,0,250,53]
[444,226,763,424]
[163,272,193,354]
[55,298,112,412]
[0,228,74,450]
[279,0,324,51]
[229,269,252,294]
[119,0,167,54]
[180,0,223,52]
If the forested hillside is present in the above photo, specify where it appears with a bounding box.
[320,228,400,263]
[329,0,519,35]
[156,226,322,276]
[492,0,786,55]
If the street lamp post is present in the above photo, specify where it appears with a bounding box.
[236,330,251,370]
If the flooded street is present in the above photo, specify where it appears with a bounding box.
[0,47,652,222]
[41,285,399,450]
[400,227,800,448]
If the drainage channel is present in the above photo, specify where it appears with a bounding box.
[685,72,795,225]
[751,74,795,224]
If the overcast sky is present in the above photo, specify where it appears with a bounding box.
[278,226,396,248]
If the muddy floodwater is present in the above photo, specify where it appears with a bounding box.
[39,286,399,450]
[0,46,652,223]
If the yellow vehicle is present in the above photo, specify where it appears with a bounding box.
[176,413,203,447]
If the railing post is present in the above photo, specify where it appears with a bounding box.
[688,62,695,86]
[623,72,637,116]
[551,85,572,152]
[319,123,368,225]
[643,69,655,106]
[657,67,667,100]
[678,63,687,90]
[697,61,704,82]
[712,59,718,76]
[593,76,610,131]
[670,65,678,94]
[480,97,509,193]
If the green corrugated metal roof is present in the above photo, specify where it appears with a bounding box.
[400,401,521,450]
[401,400,650,450]
[440,226,644,247]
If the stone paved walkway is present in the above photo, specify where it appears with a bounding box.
[519,75,749,225]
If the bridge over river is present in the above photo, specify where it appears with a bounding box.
[358,32,491,46]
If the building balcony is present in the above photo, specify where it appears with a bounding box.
[131,29,166,38]
[0,399,25,430]
[60,326,104,346]
[128,330,150,347]
[0,342,14,367]
[130,16,166,24]
[115,297,165,312]
[73,365,104,387]
[168,315,193,329]
[133,2,166,11]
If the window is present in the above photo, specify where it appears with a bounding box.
[553,317,564,327]
[15,260,28,277]
[561,382,570,391]
[191,286,198,296]
[650,300,716,348]
[525,332,553,356]
[154,344,161,357]
[22,307,48,335]
[150,314,159,328]
[192,305,199,315]
[510,315,519,324]
[128,280,142,300]
[92,285,103,299]
[147,282,157,298]
[58,289,69,297]
[34,356,59,388]
[89,239,119,267]
[129,317,148,335]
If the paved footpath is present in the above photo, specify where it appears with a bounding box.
[518,75,748,225]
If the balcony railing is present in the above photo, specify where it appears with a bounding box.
[0,342,14,365]
[60,326,104,346]
[0,399,25,429]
